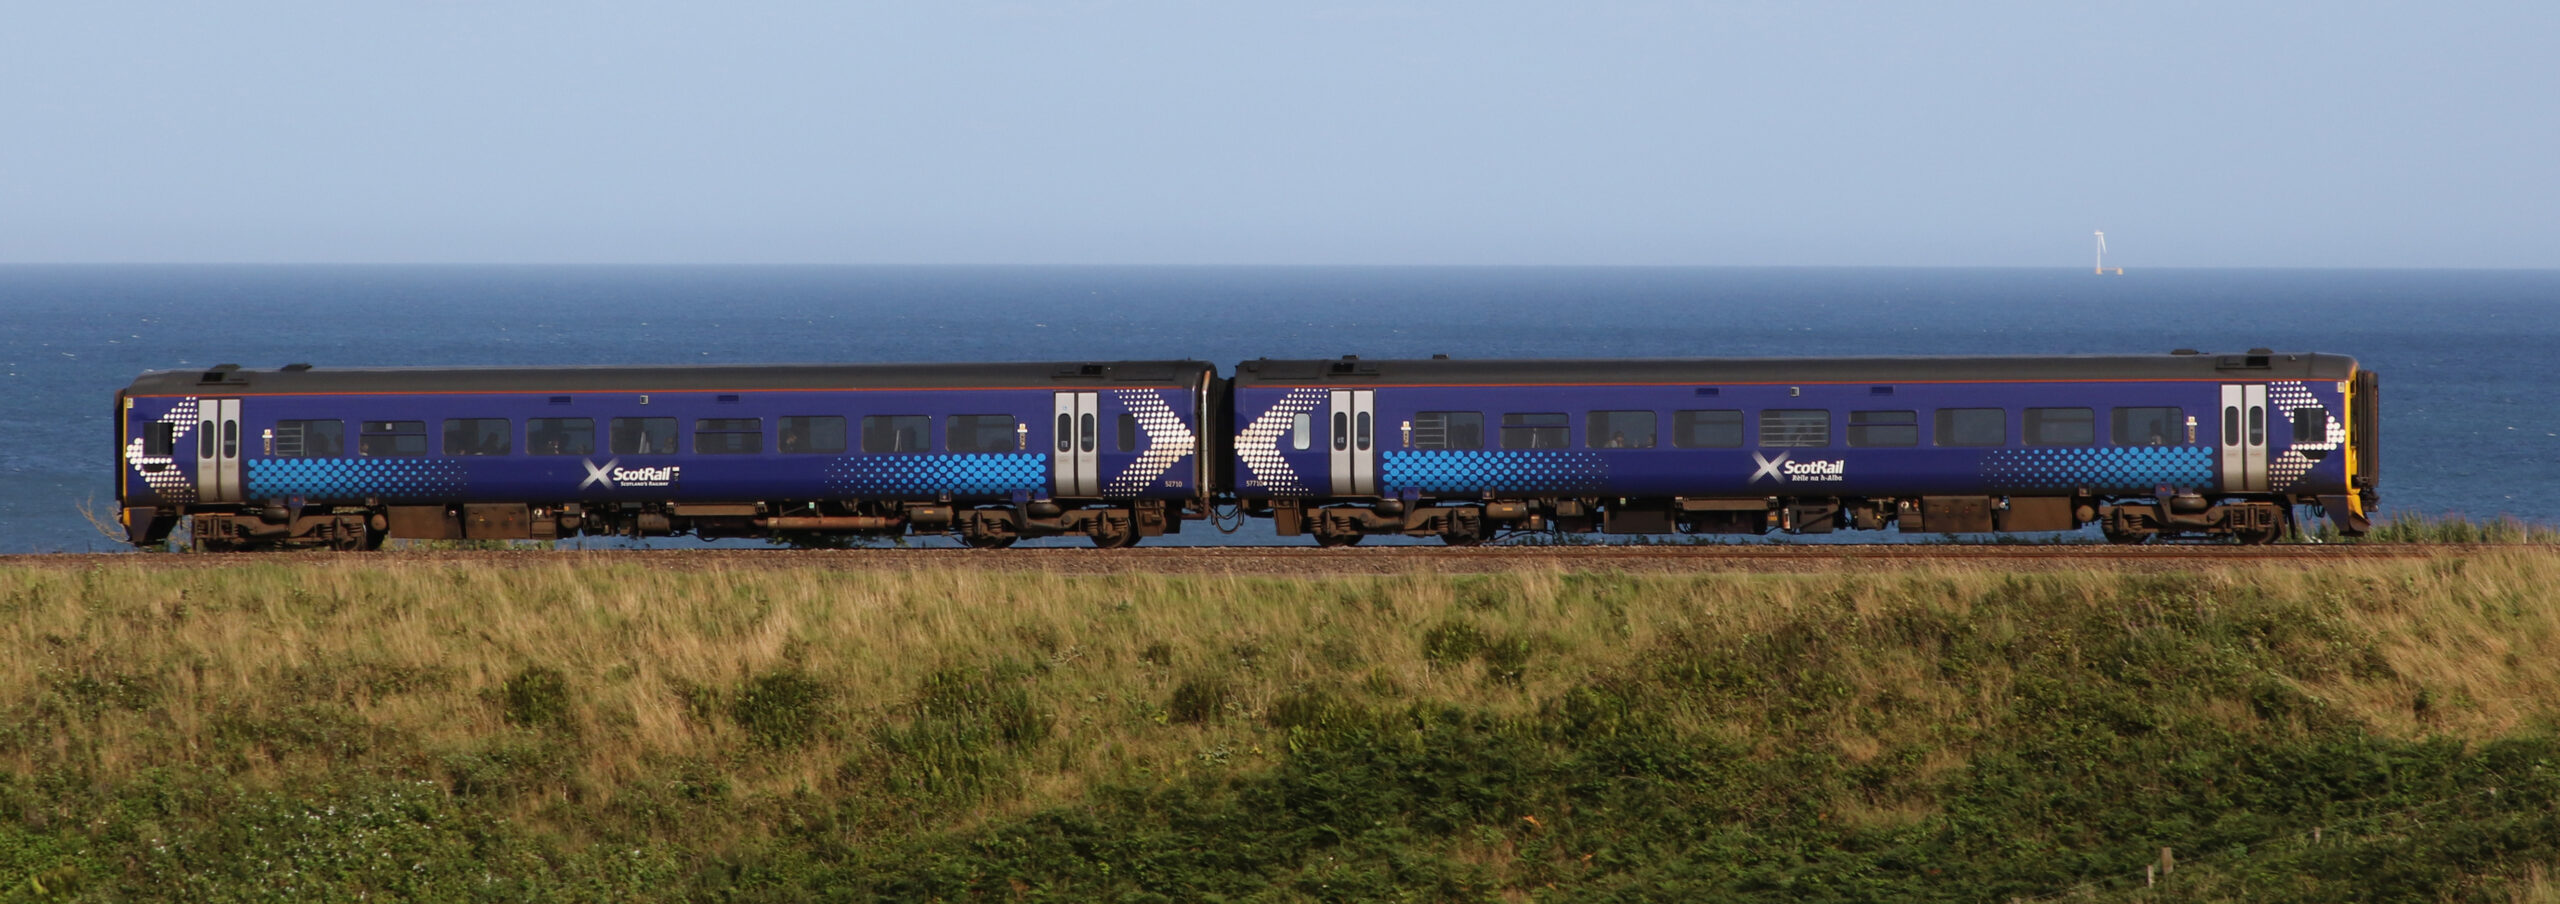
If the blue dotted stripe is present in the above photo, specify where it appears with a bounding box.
[247,458,469,499]
[1981,446,2212,491]
[1383,451,1609,494]
[826,453,1048,496]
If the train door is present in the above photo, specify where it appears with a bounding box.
[1327,389,1375,496]
[195,398,244,503]
[2219,384,2268,493]
[1052,391,1099,497]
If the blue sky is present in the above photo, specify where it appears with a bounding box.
[2,2,2552,267]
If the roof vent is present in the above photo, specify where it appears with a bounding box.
[198,364,243,384]
[2170,348,2201,356]
[1431,354,1450,360]
[280,363,313,372]
[2247,347,2274,355]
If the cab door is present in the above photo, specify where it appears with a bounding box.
[195,398,244,503]
[2219,384,2268,493]
[1327,389,1376,496]
[1052,391,1099,497]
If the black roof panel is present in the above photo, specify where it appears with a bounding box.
[1231,353,2358,386]
[124,361,1217,396]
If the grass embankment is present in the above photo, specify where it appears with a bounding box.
[8,555,2560,901]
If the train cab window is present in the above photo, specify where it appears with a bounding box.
[358,421,428,457]
[2024,408,2095,446]
[1671,410,1743,448]
[1117,414,1140,452]
[1412,411,1483,450]
[2291,407,2325,443]
[144,422,177,457]
[1848,410,1918,447]
[1759,410,1830,448]
[273,419,345,457]
[1934,409,2005,447]
[862,415,931,453]
[948,415,1020,453]
[2112,407,2181,446]
[1586,411,1657,449]
[611,417,679,455]
[1499,413,1570,450]
[442,419,512,456]
[526,418,595,455]
[779,416,846,454]
[1290,412,1312,450]
[695,418,763,455]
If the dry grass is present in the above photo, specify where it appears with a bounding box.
[8,551,2560,844]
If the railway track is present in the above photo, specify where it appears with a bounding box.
[0,544,2526,575]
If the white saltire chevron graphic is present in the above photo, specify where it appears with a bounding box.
[2266,381,2344,491]
[125,397,201,503]
[1235,388,1327,496]
[1104,389,1197,497]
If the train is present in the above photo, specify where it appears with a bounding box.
[113,350,2378,551]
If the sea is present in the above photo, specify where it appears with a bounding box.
[3,265,2554,553]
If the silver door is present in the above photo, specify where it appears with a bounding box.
[1327,389,1376,496]
[196,398,243,503]
[1052,391,1099,497]
[2219,384,2269,493]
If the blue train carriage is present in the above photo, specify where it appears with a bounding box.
[1227,351,2376,545]
[115,360,1218,550]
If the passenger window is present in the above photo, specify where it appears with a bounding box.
[274,419,345,457]
[2024,408,2095,446]
[442,418,512,456]
[1759,410,1830,448]
[359,420,428,457]
[2112,407,2181,446]
[1355,411,1372,451]
[1412,411,1483,450]
[611,417,679,455]
[2290,407,2324,442]
[1848,410,1917,447]
[2223,406,2241,446]
[1290,412,1312,450]
[1586,410,1657,448]
[1332,412,1350,451]
[948,415,1019,453]
[526,418,594,455]
[779,416,846,454]
[1934,409,2005,447]
[695,418,763,455]
[863,415,932,454]
[1671,410,1743,448]
[1117,413,1140,451]
[1056,413,1073,453]
[144,422,177,456]
[1499,413,1570,449]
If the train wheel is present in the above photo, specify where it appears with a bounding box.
[1440,527,1487,547]
[2101,526,2153,545]
[1313,530,1364,548]
[962,534,1018,549]
[1089,514,1140,549]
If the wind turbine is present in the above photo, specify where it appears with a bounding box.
[2093,230,2122,275]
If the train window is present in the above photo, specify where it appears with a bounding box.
[1934,409,2004,447]
[2024,408,2095,446]
[526,418,595,455]
[948,415,1019,453]
[442,419,512,456]
[1847,410,1917,447]
[1355,411,1372,451]
[144,422,177,457]
[2248,406,2265,445]
[779,416,846,454]
[1079,412,1097,453]
[1671,410,1743,448]
[274,419,345,457]
[1759,410,1830,448]
[1056,413,1073,453]
[1333,412,1350,451]
[695,418,763,455]
[2291,407,2325,442]
[1500,413,1570,450]
[1118,414,1140,452]
[2112,407,2181,446]
[359,421,428,457]
[2223,406,2240,446]
[862,415,932,454]
[1586,411,1657,449]
[1412,411,1483,450]
[611,417,679,455]
[1290,412,1312,450]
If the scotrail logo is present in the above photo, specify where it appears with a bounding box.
[581,458,681,489]
[1750,452,1846,484]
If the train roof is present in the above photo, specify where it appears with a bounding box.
[1232,351,2360,386]
[123,360,1218,396]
